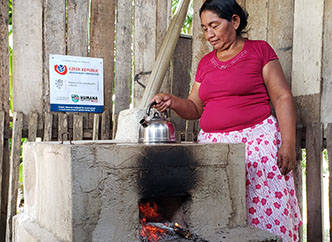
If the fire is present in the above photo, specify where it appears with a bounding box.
[140,223,166,241]
[139,201,161,221]
[139,200,191,241]
[139,201,165,241]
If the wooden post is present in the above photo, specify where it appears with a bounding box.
[292,0,324,125]
[267,0,294,86]
[133,0,157,107]
[5,112,23,242]
[90,0,116,140]
[43,0,66,140]
[67,0,90,141]
[0,0,10,115]
[113,0,132,137]
[58,113,68,141]
[28,112,38,142]
[295,125,304,242]
[171,35,192,133]
[12,0,43,116]
[101,110,111,140]
[0,0,10,239]
[305,122,323,242]
[43,0,66,113]
[0,112,4,229]
[326,123,332,242]
[321,0,332,132]
[43,112,53,141]
[73,114,83,140]
[246,0,269,41]
[156,0,172,96]
[93,114,100,140]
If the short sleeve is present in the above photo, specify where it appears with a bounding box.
[261,41,279,66]
[195,59,203,83]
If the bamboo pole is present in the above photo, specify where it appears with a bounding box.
[139,0,191,108]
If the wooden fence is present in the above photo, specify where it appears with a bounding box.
[1,0,332,241]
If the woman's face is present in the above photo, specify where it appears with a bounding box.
[200,10,239,50]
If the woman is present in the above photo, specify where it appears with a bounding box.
[151,0,302,241]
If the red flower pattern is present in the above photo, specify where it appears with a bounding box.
[256,170,263,177]
[280,226,287,234]
[197,115,302,242]
[253,197,260,204]
[261,156,268,163]
[252,218,260,225]
[265,208,273,216]
[275,192,283,199]
[274,202,281,209]
[249,207,256,214]
[267,172,275,179]
[261,198,267,206]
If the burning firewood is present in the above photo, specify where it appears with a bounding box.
[174,223,192,239]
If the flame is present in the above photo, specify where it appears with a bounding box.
[139,201,190,241]
[139,201,165,241]
[139,201,161,221]
[140,223,166,241]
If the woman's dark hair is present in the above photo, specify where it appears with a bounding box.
[200,0,249,36]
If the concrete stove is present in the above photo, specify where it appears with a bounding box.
[13,141,281,242]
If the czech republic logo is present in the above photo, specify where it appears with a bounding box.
[54,64,68,75]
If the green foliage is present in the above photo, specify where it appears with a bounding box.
[172,0,193,35]
[8,0,13,113]
[8,0,12,25]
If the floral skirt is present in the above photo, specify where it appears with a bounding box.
[197,115,302,242]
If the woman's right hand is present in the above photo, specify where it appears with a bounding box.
[151,93,173,112]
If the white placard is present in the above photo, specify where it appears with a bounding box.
[49,54,104,113]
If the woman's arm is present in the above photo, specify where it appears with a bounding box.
[263,59,296,175]
[151,82,204,120]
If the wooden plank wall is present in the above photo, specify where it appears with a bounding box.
[321,0,332,133]
[113,0,133,137]
[2,0,332,241]
[133,1,157,107]
[327,124,332,242]
[90,0,116,139]
[292,0,324,125]
[0,0,10,240]
[12,0,43,116]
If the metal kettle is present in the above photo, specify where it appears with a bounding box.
[139,101,176,143]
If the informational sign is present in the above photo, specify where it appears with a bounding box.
[49,54,104,113]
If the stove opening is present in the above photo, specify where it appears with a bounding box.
[138,196,192,241]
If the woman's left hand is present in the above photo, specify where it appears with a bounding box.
[277,143,296,175]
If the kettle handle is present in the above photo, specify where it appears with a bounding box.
[147,101,168,118]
